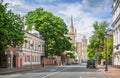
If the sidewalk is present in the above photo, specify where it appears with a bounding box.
[0,65,56,75]
[97,65,120,78]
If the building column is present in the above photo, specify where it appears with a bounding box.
[113,30,116,46]
[115,55,117,65]
[117,28,119,45]
[10,51,13,68]
[115,29,117,45]
[114,30,116,45]
[119,27,120,44]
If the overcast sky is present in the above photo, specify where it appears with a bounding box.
[4,0,114,42]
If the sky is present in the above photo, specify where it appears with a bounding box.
[4,0,114,42]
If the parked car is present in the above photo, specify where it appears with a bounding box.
[72,61,78,65]
[86,59,96,68]
[66,61,71,65]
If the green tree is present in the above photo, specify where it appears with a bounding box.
[103,35,113,61]
[107,36,113,60]
[87,21,108,60]
[0,0,24,54]
[25,8,73,57]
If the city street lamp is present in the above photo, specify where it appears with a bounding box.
[104,34,108,71]
[104,28,112,71]
[31,43,33,69]
[38,44,41,67]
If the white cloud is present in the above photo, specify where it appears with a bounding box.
[4,0,24,6]
[36,0,56,3]
[82,0,113,15]
[4,0,38,16]
[44,3,106,41]
[3,0,113,42]
[57,3,82,18]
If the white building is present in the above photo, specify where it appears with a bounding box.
[20,32,45,67]
[2,27,45,68]
[112,0,120,67]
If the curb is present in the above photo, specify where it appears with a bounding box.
[0,69,30,75]
[99,69,113,78]
[0,68,37,75]
[0,65,57,75]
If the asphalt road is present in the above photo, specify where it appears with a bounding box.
[0,63,109,78]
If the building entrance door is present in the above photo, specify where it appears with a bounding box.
[13,55,16,67]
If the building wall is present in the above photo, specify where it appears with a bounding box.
[81,36,88,61]
[67,34,76,47]
[112,0,120,66]
[76,42,82,55]
[19,32,45,67]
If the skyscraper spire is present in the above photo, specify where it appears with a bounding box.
[69,15,74,33]
[70,15,74,29]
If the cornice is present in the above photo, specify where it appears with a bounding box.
[112,13,120,27]
[112,0,120,15]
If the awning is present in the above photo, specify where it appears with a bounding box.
[65,51,74,53]
[74,53,81,57]
[65,51,81,57]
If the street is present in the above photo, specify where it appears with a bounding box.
[0,64,109,78]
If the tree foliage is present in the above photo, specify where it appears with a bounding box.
[0,0,24,54]
[103,35,113,60]
[87,21,108,60]
[25,8,73,57]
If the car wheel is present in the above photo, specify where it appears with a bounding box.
[87,66,88,68]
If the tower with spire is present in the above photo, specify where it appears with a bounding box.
[67,16,88,62]
[67,16,77,47]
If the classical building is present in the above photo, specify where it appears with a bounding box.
[1,27,45,68]
[76,42,82,56]
[76,36,88,61]
[112,0,120,67]
[81,36,88,60]
[20,30,45,67]
[67,17,88,62]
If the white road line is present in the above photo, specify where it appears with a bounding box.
[41,68,70,78]
[9,74,22,78]
[50,69,57,72]
[7,73,45,78]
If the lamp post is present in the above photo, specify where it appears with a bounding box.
[104,28,112,71]
[38,44,40,67]
[31,43,33,69]
[40,43,45,68]
[104,35,108,71]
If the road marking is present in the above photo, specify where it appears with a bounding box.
[86,77,96,78]
[7,73,45,78]
[41,68,70,78]
[9,74,21,78]
[80,77,96,78]
[41,71,58,78]
[50,69,57,72]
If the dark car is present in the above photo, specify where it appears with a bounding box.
[66,61,71,65]
[72,61,78,65]
[86,60,96,68]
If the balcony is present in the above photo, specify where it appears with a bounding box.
[113,44,120,53]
